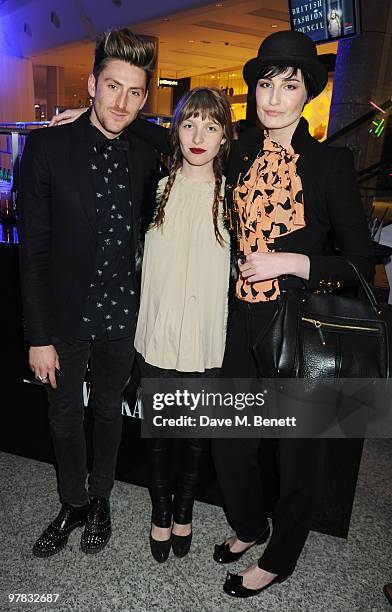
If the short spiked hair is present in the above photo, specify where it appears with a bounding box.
[93,28,156,88]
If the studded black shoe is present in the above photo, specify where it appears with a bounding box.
[80,497,111,554]
[213,522,270,564]
[32,503,89,558]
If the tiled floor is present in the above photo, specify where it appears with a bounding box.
[0,440,391,612]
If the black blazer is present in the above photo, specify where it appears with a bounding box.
[225,118,375,290]
[18,112,160,345]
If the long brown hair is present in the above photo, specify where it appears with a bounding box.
[154,87,232,245]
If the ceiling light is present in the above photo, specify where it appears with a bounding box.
[272,24,278,28]
[188,40,195,43]
[230,73,236,77]
[211,75,215,79]
[215,3,224,6]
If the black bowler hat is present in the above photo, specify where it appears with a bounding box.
[243,30,328,97]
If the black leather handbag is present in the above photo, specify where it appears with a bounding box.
[253,259,390,379]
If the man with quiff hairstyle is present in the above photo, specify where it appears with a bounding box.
[18,28,159,557]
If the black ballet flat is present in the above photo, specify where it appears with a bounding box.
[223,571,289,598]
[213,523,270,564]
[171,531,192,558]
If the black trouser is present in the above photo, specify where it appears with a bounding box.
[212,299,325,576]
[137,352,219,526]
[47,335,134,506]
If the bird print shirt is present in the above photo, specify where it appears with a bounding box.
[234,132,306,302]
[77,123,135,340]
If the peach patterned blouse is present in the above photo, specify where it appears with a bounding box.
[234,132,306,302]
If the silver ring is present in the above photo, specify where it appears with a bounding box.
[36,375,48,382]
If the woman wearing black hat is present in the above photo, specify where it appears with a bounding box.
[212,30,374,598]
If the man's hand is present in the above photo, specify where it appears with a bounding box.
[238,252,310,283]
[48,108,88,127]
[29,345,60,389]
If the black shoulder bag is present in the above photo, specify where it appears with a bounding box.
[252,259,390,379]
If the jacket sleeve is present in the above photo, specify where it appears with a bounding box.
[129,118,172,156]
[17,131,53,346]
[308,147,375,289]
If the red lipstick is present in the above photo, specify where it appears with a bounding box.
[190,147,206,154]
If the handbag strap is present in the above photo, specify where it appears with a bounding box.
[342,258,379,314]
[281,259,379,313]
[279,290,300,377]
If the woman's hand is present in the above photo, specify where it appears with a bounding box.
[48,108,88,127]
[238,252,310,282]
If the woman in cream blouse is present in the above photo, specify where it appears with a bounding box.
[134,88,232,562]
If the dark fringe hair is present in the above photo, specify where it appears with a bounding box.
[93,28,156,88]
[256,65,316,104]
[154,87,232,245]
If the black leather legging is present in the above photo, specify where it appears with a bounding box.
[137,352,219,527]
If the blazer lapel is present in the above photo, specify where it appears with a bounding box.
[290,118,317,208]
[68,113,97,232]
[291,117,314,172]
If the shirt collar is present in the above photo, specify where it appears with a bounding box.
[88,122,129,154]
